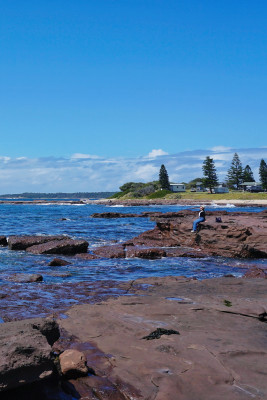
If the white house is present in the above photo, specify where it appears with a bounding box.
[213,186,229,194]
[240,182,262,192]
[196,182,205,191]
[169,183,186,192]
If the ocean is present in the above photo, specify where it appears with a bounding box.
[0,201,265,321]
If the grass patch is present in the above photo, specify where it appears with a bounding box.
[173,191,267,201]
[110,189,267,201]
[109,190,130,199]
[147,189,172,199]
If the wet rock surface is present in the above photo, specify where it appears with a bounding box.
[93,244,126,259]
[8,235,69,251]
[126,209,267,258]
[91,212,146,218]
[75,253,99,260]
[26,239,89,255]
[126,247,166,259]
[59,349,89,379]
[59,275,267,400]
[244,266,267,278]
[0,318,60,392]
[89,210,267,259]
[2,210,266,261]
[9,273,43,283]
[6,235,88,256]
[48,258,72,266]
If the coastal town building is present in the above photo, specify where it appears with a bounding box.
[240,182,262,192]
[169,183,186,192]
[196,182,205,191]
[213,184,229,194]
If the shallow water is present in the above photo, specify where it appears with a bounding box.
[0,202,265,321]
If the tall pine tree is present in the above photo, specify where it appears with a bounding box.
[259,159,267,190]
[243,165,255,182]
[202,156,218,192]
[159,164,170,190]
[226,153,243,189]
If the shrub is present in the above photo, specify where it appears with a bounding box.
[147,189,172,199]
[133,185,155,198]
[109,190,130,198]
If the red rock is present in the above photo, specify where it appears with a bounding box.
[93,245,126,258]
[59,349,88,379]
[0,318,59,392]
[59,276,267,400]
[244,267,267,278]
[75,253,99,260]
[26,239,89,255]
[126,247,166,259]
[8,235,68,250]
[165,247,206,258]
[48,258,71,266]
[127,211,267,258]
[9,274,43,283]
[91,212,146,218]
[48,272,72,278]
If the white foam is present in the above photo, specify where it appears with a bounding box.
[34,203,85,206]
[210,203,236,208]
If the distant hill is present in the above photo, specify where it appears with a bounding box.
[0,192,116,199]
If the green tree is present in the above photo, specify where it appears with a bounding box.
[159,164,170,189]
[119,182,136,192]
[226,153,243,189]
[259,159,267,190]
[202,156,218,192]
[243,165,255,182]
[186,177,204,190]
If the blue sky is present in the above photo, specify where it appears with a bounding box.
[0,1,266,191]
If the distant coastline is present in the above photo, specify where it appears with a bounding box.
[0,191,266,207]
[0,191,116,200]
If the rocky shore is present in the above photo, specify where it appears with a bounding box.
[1,275,266,399]
[92,198,267,207]
[58,275,267,400]
[0,198,266,207]
[0,208,267,399]
[91,209,267,259]
[0,209,266,260]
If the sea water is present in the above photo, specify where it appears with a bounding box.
[0,202,265,320]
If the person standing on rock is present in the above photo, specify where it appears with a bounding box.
[191,206,206,232]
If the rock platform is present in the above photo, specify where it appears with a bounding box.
[89,209,267,259]
[0,318,60,393]
[58,275,267,400]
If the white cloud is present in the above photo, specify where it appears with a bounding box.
[71,153,101,160]
[132,164,158,180]
[0,156,11,163]
[211,153,233,161]
[175,163,203,171]
[147,149,169,158]
[210,146,232,152]
[0,147,266,193]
